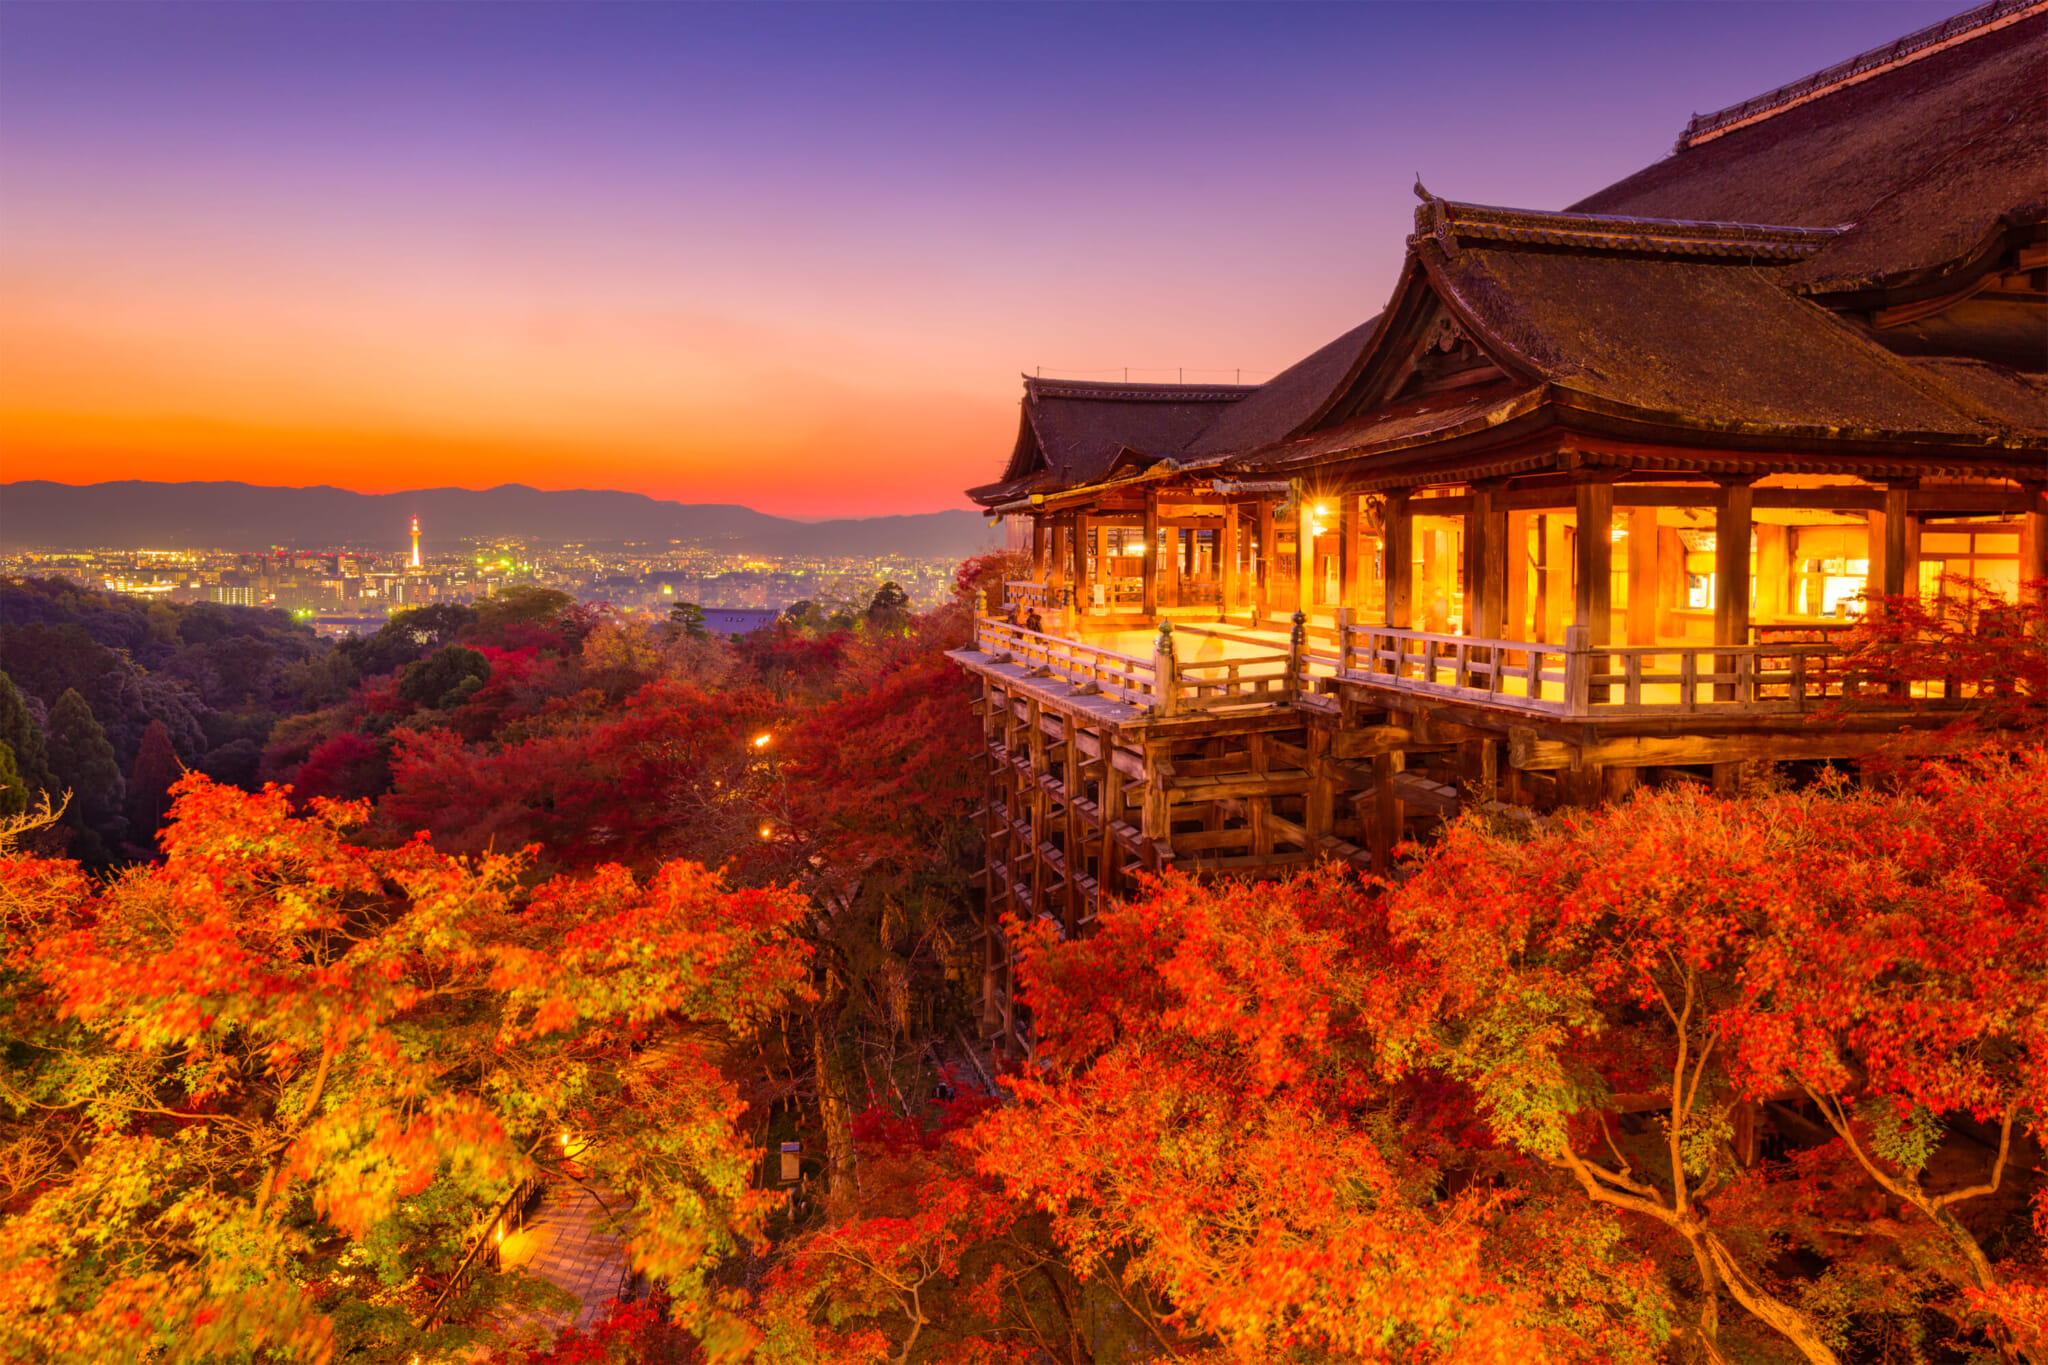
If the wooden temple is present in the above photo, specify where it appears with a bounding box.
[948,0,2048,1048]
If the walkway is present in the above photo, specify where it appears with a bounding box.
[497,1181,637,1333]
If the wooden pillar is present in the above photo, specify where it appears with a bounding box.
[1142,491,1159,617]
[1574,483,1613,639]
[1715,481,1754,702]
[1072,513,1092,619]
[1093,523,1109,615]
[1370,750,1406,874]
[1163,522,1182,608]
[1870,483,1911,601]
[1339,494,1362,610]
[1576,481,1614,705]
[1061,715,1082,938]
[1030,517,1047,585]
[1466,482,1506,639]
[1384,491,1413,629]
[1296,494,1316,616]
[1506,510,1529,640]
[1221,507,1240,615]
[1255,500,1276,621]
[1627,506,1659,644]
[1098,757,1125,909]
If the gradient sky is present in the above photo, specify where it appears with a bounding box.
[0,1,1965,516]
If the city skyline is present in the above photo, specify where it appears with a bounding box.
[0,0,1966,517]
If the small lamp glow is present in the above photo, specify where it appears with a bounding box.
[753,733,772,749]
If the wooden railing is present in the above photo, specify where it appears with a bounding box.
[974,616,1158,709]
[970,613,1937,721]
[1003,580,1058,613]
[1332,623,1868,717]
[422,1174,547,1329]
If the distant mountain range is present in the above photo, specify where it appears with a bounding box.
[0,481,1001,559]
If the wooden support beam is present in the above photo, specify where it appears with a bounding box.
[1870,483,1911,601]
[1296,492,1316,615]
[1142,490,1160,617]
[1508,726,2008,772]
[1073,513,1092,618]
[1465,482,1506,639]
[1030,517,1047,586]
[1575,481,1613,703]
[1370,751,1406,874]
[1384,491,1413,629]
[1221,506,1240,614]
[1715,481,1753,701]
[1163,520,1182,608]
[1573,480,1613,640]
[1339,494,1361,611]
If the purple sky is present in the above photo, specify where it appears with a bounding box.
[0,1,1966,513]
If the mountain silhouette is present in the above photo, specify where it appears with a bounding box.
[0,481,1001,559]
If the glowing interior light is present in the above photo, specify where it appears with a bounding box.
[759,824,773,839]
[753,733,772,748]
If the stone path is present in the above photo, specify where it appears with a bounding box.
[498,1181,638,1332]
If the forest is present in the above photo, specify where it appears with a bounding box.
[0,563,2043,1365]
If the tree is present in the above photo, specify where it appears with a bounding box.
[0,673,50,796]
[293,731,390,805]
[1823,574,2048,748]
[125,719,182,849]
[669,601,709,640]
[42,688,124,857]
[0,744,27,818]
[396,644,492,711]
[973,868,1668,1364]
[864,583,912,635]
[1367,753,2048,1363]
[0,775,814,1362]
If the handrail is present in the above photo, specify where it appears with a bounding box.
[423,1174,546,1329]
[971,608,2008,722]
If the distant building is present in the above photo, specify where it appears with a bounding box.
[702,608,782,637]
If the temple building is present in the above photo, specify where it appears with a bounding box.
[948,1,2048,1047]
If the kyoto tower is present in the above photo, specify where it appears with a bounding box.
[410,516,422,569]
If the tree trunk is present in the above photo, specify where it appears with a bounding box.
[813,1009,859,1212]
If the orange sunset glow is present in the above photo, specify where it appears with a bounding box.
[0,0,1970,514]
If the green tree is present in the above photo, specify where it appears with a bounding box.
[668,600,709,639]
[473,584,572,634]
[396,645,491,711]
[0,743,27,817]
[863,582,911,634]
[43,688,124,851]
[0,674,50,795]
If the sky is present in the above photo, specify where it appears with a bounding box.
[0,0,1967,517]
